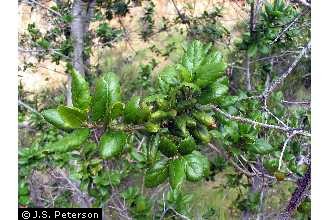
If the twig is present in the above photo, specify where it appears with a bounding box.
[271,9,309,45]
[208,143,254,177]
[23,0,62,17]
[18,99,43,118]
[289,0,311,8]
[262,41,311,103]
[211,105,310,137]
[278,132,298,170]
[281,100,310,106]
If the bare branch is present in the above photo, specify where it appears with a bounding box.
[278,131,298,170]
[263,41,311,102]
[211,106,310,137]
[18,100,43,118]
[289,0,311,8]
[23,0,62,17]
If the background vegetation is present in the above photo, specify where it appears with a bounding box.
[18,0,311,219]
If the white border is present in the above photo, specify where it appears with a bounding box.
[0,0,327,219]
[311,0,330,219]
[0,1,18,219]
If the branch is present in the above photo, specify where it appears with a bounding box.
[263,41,311,102]
[271,9,309,45]
[289,0,311,8]
[23,0,62,17]
[278,164,311,220]
[278,131,298,170]
[18,100,43,118]
[208,143,255,177]
[211,106,311,137]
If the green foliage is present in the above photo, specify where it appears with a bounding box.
[169,158,186,190]
[57,105,87,128]
[41,109,72,130]
[91,72,122,122]
[69,68,91,111]
[99,131,127,159]
[45,128,90,153]
[145,160,169,188]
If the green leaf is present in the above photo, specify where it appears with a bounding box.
[69,68,91,111]
[19,195,30,206]
[169,158,186,190]
[247,44,258,57]
[203,51,223,65]
[46,128,90,153]
[184,153,204,181]
[181,40,210,73]
[193,125,211,144]
[158,136,178,157]
[199,78,229,104]
[57,105,87,128]
[157,65,180,91]
[193,111,216,128]
[100,131,127,159]
[145,160,169,188]
[42,109,72,130]
[176,64,192,82]
[36,38,50,49]
[178,136,196,156]
[175,116,190,137]
[145,122,160,133]
[124,96,149,123]
[110,102,125,119]
[194,62,227,88]
[191,151,210,176]
[91,72,121,121]
[248,138,273,155]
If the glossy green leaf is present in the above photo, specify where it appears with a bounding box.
[57,105,87,128]
[191,151,210,176]
[175,116,189,137]
[169,158,186,190]
[124,96,149,123]
[46,128,90,153]
[42,109,71,130]
[70,68,91,111]
[193,125,211,144]
[158,136,177,157]
[199,79,229,104]
[203,51,222,65]
[100,131,127,159]
[91,72,121,121]
[176,64,192,82]
[193,111,216,128]
[194,62,227,88]
[178,136,196,156]
[181,40,210,73]
[145,122,160,133]
[157,65,180,92]
[145,160,169,188]
[110,102,125,119]
[184,153,204,181]
[248,138,273,155]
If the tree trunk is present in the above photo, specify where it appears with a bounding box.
[68,0,95,106]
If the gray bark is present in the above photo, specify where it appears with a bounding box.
[67,0,95,106]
